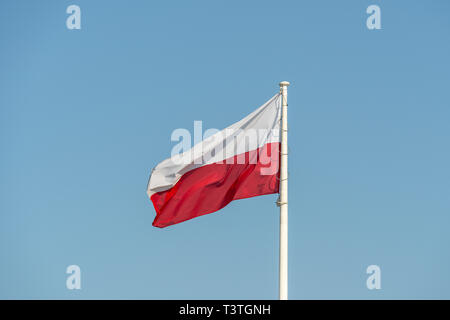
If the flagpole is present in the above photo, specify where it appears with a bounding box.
[278,81,290,300]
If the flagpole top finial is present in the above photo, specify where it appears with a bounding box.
[279,81,290,87]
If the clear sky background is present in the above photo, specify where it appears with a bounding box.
[1,0,449,299]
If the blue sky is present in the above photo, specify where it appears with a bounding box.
[1,0,449,299]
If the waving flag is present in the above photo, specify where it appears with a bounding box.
[147,93,282,228]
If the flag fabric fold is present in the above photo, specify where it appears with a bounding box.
[147,93,282,227]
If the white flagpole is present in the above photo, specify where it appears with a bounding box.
[278,81,290,300]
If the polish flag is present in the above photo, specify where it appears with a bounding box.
[147,93,282,228]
